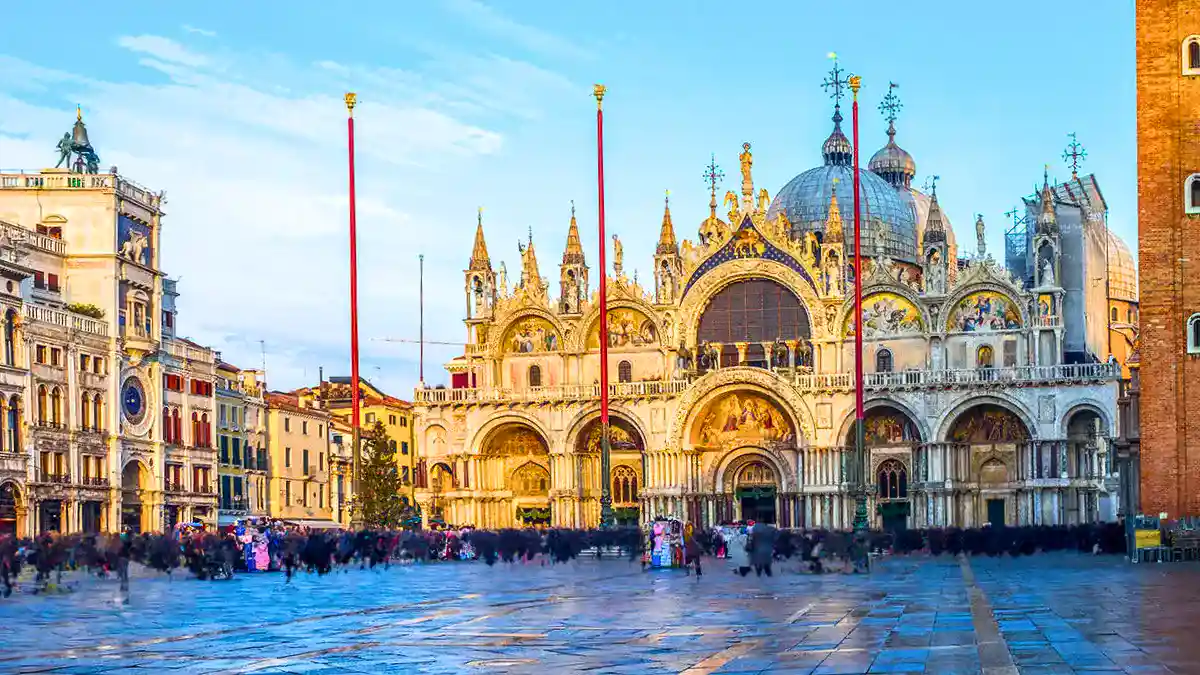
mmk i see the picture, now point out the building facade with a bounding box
[414,87,1128,531]
[264,392,334,526]
[0,111,219,536]
[1136,0,1200,518]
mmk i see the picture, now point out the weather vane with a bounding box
[879,82,902,126]
[822,53,849,111]
[1063,132,1087,178]
[702,154,724,199]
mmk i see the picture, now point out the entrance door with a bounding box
[81,501,102,534]
[121,504,142,533]
[38,500,62,533]
[986,498,1006,528]
[0,483,16,536]
[737,487,777,524]
[880,501,910,532]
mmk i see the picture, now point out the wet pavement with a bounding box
[1,553,1198,674]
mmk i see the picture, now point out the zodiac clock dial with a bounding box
[122,376,147,425]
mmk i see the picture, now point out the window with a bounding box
[389,415,396,425]
[1185,36,1200,74]
[1110,307,1118,323]
[528,364,542,388]
[400,417,408,427]
[284,417,290,432]
[318,424,323,438]
[285,481,291,505]
[976,344,995,369]
[365,412,375,424]
[318,452,324,471]
[618,360,632,383]
[318,486,323,509]
[1002,339,1018,368]
[219,436,229,463]
[401,466,410,484]
[1127,308,1134,324]
[219,404,227,427]
[50,387,62,425]
[161,406,169,442]
[201,413,210,446]
[81,394,91,429]
[8,395,20,452]
[163,311,174,330]
[35,345,46,364]
[4,310,15,366]
[50,348,61,367]
[303,449,309,475]
[164,374,182,391]
[1189,313,1200,354]
[302,420,308,435]
[389,440,397,453]
[877,459,908,499]
[1187,174,1200,214]
[47,274,59,292]
[232,438,241,465]
[80,354,90,371]
[875,348,893,373]
[93,396,102,431]
[172,408,181,441]
[93,357,104,374]
[612,465,638,504]
[285,447,292,468]
[36,385,47,423]
[402,441,409,455]
[33,271,44,290]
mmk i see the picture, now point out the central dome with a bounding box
[767,164,918,263]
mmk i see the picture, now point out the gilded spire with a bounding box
[825,179,844,243]
[519,230,542,291]
[468,207,491,270]
[562,200,585,265]
[1038,166,1058,232]
[925,188,946,244]
[657,189,678,254]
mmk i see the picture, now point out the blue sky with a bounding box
[0,1,1135,397]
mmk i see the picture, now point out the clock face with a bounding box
[122,377,146,425]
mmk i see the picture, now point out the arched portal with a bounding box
[722,453,781,524]
[121,460,150,533]
[696,279,812,370]
[478,422,550,528]
[0,481,21,536]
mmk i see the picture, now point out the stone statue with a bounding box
[120,230,149,265]
[926,251,945,295]
[1041,257,1055,287]
[975,214,987,258]
[472,277,484,315]
[84,151,100,175]
[873,220,889,257]
[739,143,753,192]
[657,271,671,303]
[757,188,769,212]
[675,341,691,373]
[612,234,623,277]
[497,262,509,296]
[563,276,579,313]
[55,133,72,169]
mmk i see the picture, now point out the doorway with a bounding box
[879,501,910,532]
[986,498,1006,528]
[737,487,777,524]
[38,500,62,533]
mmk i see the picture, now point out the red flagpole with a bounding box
[594,84,613,528]
[849,75,867,534]
[346,93,363,501]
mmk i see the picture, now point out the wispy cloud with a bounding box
[0,33,574,396]
[182,25,217,38]
[442,0,593,61]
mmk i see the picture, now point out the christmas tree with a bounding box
[354,421,407,528]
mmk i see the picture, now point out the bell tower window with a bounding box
[1187,174,1200,214]
[1188,314,1200,355]
[1186,37,1200,74]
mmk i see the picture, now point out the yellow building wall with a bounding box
[266,407,332,521]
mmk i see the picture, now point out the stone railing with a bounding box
[24,304,109,337]
[414,362,1119,405]
[0,172,113,190]
[0,221,66,255]
[164,338,215,364]
[1035,315,1062,328]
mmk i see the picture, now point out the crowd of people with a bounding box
[0,521,1127,597]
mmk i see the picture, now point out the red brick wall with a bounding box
[1136,0,1200,517]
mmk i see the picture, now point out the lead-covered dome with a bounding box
[1106,229,1138,302]
[767,116,919,263]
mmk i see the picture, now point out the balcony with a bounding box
[164,481,186,493]
[24,304,108,337]
[34,420,66,431]
[414,362,1121,406]
[35,470,70,484]
[0,221,66,255]
[164,339,215,365]
[81,477,110,488]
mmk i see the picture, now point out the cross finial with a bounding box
[664,189,670,208]
[922,175,940,195]
[1063,132,1087,178]
[570,199,575,218]
[1004,206,1021,227]
[477,206,483,226]
[702,153,724,199]
[527,225,533,246]
[822,53,849,116]
[880,82,901,139]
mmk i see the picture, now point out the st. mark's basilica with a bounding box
[412,74,1137,532]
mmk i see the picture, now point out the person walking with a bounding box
[748,521,777,577]
[726,526,751,577]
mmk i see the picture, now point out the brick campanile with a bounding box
[1136,0,1200,517]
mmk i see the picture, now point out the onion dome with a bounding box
[821,108,853,167]
[869,83,916,189]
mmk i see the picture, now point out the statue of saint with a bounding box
[612,234,623,277]
[975,214,987,258]
[739,143,753,192]
[497,262,509,296]
[1041,257,1055,287]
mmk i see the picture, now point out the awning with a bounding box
[291,519,343,530]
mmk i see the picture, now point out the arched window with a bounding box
[81,393,91,430]
[201,413,210,446]
[528,364,542,388]
[1189,314,1200,354]
[976,344,994,369]
[192,412,200,446]
[697,279,812,367]
[1110,307,1118,323]
[618,360,632,383]
[172,408,181,440]
[1188,37,1200,71]
[36,385,47,424]
[7,396,19,452]
[93,396,102,431]
[612,465,639,504]
[1188,174,1200,214]
[1127,308,1134,324]
[877,459,908,499]
[50,388,61,426]
[3,309,14,366]
[161,406,170,442]
[875,348,893,373]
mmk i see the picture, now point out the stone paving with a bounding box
[0,553,1197,674]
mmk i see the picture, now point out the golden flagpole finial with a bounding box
[345,92,358,117]
[76,104,82,121]
[593,84,606,109]
[848,75,861,100]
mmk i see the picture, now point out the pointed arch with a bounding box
[50,387,62,426]
[36,385,47,424]
[93,395,103,431]
[7,395,20,452]
[81,392,92,430]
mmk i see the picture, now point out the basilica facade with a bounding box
[413,93,1131,532]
